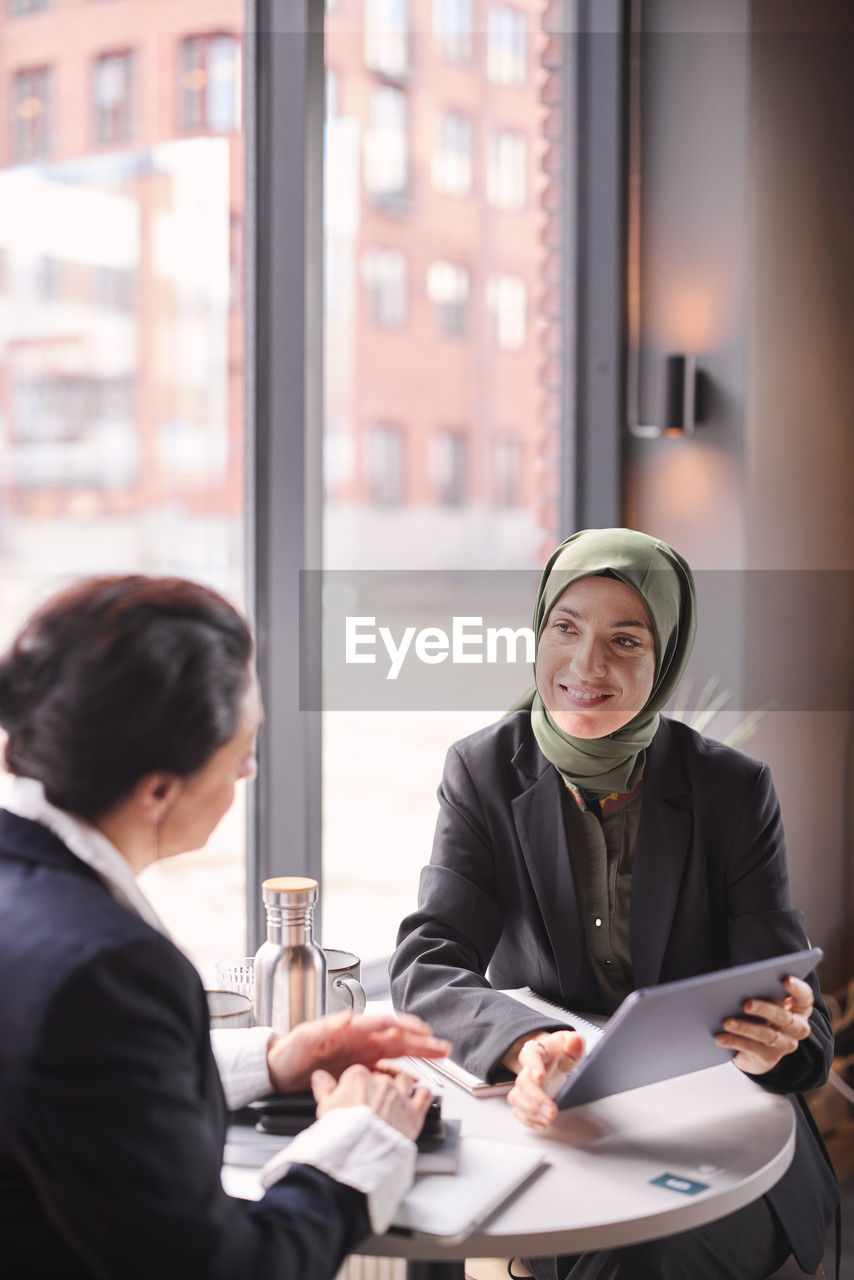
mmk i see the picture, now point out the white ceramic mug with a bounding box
[206,989,254,1029]
[324,948,367,1014]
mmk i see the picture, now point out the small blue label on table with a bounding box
[650,1173,709,1196]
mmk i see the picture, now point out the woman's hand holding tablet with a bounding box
[715,973,816,1076]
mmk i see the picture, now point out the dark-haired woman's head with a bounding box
[0,576,256,841]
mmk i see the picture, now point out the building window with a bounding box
[426,260,469,337]
[8,0,51,14]
[433,0,472,64]
[364,0,409,80]
[34,254,66,299]
[94,263,137,311]
[364,84,408,208]
[93,52,136,145]
[431,109,472,198]
[366,424,405,505]
[487,129,526,211]
[487,274,527,350]
[362,248,407,329]
[179,34,241,133]
[13,67,53,160]
[433,430,468,506]
[487,5,527,86]
[493,436,522,506]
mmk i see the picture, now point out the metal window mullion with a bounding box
[568,0,627,532]
[245,0,324,951]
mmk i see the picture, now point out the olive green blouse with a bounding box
[560,779,643,1014]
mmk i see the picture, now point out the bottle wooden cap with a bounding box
[262,876,318,894]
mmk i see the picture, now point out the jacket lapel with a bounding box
[510,736,599,1005]
[630,720,693,987]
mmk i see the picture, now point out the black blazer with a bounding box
[390,712,838,1272]
[0,810,369,1280]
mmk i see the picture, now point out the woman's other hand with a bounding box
[312,1063,433,1142]
[266,1009,451,1093]
[714,975,815,1075]
[504,1030,584,1130]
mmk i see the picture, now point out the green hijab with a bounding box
[522,528,697,796]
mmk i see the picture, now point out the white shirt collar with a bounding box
[3,776,166,934]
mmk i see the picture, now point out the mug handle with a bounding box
[333,975,366,1014]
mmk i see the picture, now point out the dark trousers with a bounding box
[527,1195,792,1280]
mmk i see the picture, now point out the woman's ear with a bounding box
[132,772,183,824]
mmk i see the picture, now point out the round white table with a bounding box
[224,1058,796,1279]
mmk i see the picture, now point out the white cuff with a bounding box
[259,1106,417,1234]
[210,1026,276,1110]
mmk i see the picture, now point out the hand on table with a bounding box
[266,1009,451,1094]
[504,1030,585,1131]
[312,1062,433,1142]
[714,975,815,1075]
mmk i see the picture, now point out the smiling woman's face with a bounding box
[535,575,656,739]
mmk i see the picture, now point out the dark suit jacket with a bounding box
[0,810,369,1280]
[390,712,838,1272]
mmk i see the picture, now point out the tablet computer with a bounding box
[555,946,823,1110]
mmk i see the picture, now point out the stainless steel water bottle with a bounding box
[253,877,327,1033]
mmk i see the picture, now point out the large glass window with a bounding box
[0,2,246,976]
[322,0,575,967]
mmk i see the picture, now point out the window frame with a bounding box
[12,65,53,160]
[432,106,473,198]
[92,49,137,147]
[179,31,242,135]
[8,0,52,16]
[245,0,626,954]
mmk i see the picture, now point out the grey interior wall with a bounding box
[622,0,854,983]
[745,1,854,981]
[623,0,750,571]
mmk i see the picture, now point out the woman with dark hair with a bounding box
[0,575,448,1280]
[391,528,838,1280]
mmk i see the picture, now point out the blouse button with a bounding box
[594,917,602,927]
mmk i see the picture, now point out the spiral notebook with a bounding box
[503,987,607,1047]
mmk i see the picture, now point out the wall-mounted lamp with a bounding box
[661,354,696,437]
[627,351,702,439]
[625,0,704,441]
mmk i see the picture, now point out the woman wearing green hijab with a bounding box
[391,528,837,1280]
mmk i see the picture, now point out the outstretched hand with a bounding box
[505,1029,585,1130]
[266,1009,451,1093]
[714,975,815,1076]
